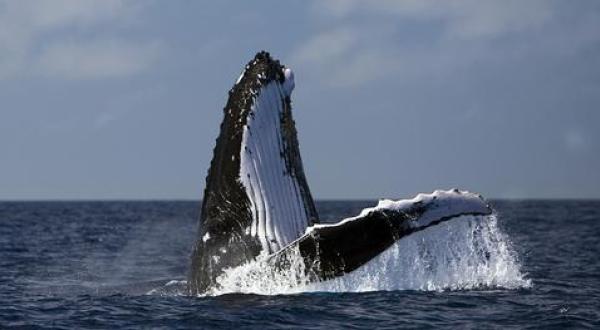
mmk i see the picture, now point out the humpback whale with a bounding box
[188,51,491,295]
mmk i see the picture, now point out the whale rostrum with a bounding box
[188,51,491,295]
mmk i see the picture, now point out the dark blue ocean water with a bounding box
[1,200,599,329]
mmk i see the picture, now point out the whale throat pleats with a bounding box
[189,52,318,294]
[189,52,493,296]
[239,80,317,253]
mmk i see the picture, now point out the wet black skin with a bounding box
[269,207,491,282]
[188,52,491,295]
[188,52,317,295]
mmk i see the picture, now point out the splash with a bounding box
[200,214,530,296]
[147,214,530,296]
[311,214,531,292]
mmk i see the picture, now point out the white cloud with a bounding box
[312,0,554,40]
[293,28,357,66]
[295,0,559,87]
[291,25,408,87]
[0,0,159,80]
[37,40,161,79]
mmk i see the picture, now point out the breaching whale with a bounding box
[188,51,491,295]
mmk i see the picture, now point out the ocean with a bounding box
[1,200,598,328]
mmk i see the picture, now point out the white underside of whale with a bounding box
[238,68,490,256]
[307,189,490,235]
[239,75,310,253]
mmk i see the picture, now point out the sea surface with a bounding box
[1,200,599,329]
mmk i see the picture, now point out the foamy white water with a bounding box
[205,214,530,296]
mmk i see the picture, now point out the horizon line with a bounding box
[1,197,599,203]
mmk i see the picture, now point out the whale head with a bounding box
[189,51,318,293]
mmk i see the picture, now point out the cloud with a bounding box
[312,0,554,40]
[0,0,159,80]
[294,0,560,88]
[37,40,161,79]
[291,25,407,87]
[293,28,357,66]
[291,27,391,87]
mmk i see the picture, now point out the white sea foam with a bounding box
[204,214,530,296]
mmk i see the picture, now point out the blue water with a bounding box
[1,200,599,328]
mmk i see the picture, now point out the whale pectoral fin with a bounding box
[270,189,492,281]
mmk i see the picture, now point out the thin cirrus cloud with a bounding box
[0,0,160,80]
[292,0,557,88]
[36,40,161,80]
[314,0,554,39]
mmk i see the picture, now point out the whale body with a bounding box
[188,52,491,295]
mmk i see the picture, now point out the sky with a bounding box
[1,0,599,200]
